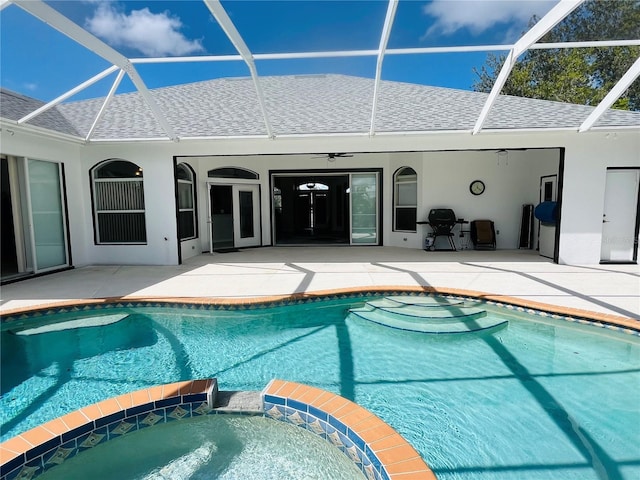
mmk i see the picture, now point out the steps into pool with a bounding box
[348,296,507,334]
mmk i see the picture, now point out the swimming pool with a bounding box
[2,293,639,479]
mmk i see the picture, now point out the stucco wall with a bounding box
[78,143,179,266]
[559,132,640,265]
[0,129,90,266]
[2,126,638,267]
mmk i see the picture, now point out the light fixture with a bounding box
[496,149,508,165]
[306,182,316,189]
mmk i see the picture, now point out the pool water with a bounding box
[36,414,365,480]
[2,296,639,480]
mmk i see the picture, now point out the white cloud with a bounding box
[422,0,557,38]
[85,2,204,56]
[23,82,38,91]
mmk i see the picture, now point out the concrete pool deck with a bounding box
[1,247,638,322]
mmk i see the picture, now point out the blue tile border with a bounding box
[2,290,636,336]
[263,388,388,480]
[0,380,219,480]
[2,378,434,480]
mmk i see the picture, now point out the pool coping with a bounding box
[1,286,638,333]
[0,379,435,480]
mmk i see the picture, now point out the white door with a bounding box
[208,183,261,251]
[600,169,639,262]
[233,184,261,248]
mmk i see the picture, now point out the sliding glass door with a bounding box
[27,159,68,270]
[1,156,69,281]
[271,171,379,246]
[350,173,378,244]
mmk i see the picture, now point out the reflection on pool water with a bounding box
[36,414,365,480]
[2,295,639,480]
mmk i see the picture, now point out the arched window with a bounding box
[176,163,197,240]
[296,182,329,191]
[91,159,146,244]
[207,167,259,180]
[393,167,417,232]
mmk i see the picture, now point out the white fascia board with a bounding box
[89,134,270,144]
[86,137,173,144]
[18,66,118,124]
[579,56,640,132]
[1,118,86,144]
[274,132,371,139]
[472,0,585,135]
[203,0,273,138]
[588,125,640,132]
[0,0,13,12]
[375,129,474,136]
[174,134,271,141]
[370,0,399,137]
[12,0,177,141]
[467,126,638,135]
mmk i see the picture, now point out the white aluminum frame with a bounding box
[11,0,177,141]
[3,0,638,142]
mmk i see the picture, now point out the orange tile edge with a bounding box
[0,379,214,463]
[263,380,435,479]
[2,288,637,329]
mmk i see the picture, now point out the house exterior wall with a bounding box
[81,143,179,266]
[0,129,90,267]
[559,132,640,265]
[2,127,638,268]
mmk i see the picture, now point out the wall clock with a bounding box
[469,180,485,196]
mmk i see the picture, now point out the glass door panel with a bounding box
[209,183,261,251]
[233,184,261,248]
[1,158,19,277]
[238,190,254,238]
[27,159,68,271]
[209,184,234,252]
[350,173,378,244]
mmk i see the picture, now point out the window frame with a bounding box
[176,162,197,241]
[393,166,417,233]
[90,159,147,245]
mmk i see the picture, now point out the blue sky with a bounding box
[0,0,558,102]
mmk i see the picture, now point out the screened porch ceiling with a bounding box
[1,0,639,143]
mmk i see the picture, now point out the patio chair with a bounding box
[470,220,496,250]
[427,208,458,251]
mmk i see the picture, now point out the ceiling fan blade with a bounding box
[311,153,355,160]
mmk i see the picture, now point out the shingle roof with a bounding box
[2,75,639,140]
[0,88,80,137]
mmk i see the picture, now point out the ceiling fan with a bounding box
[313,152,354,161]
